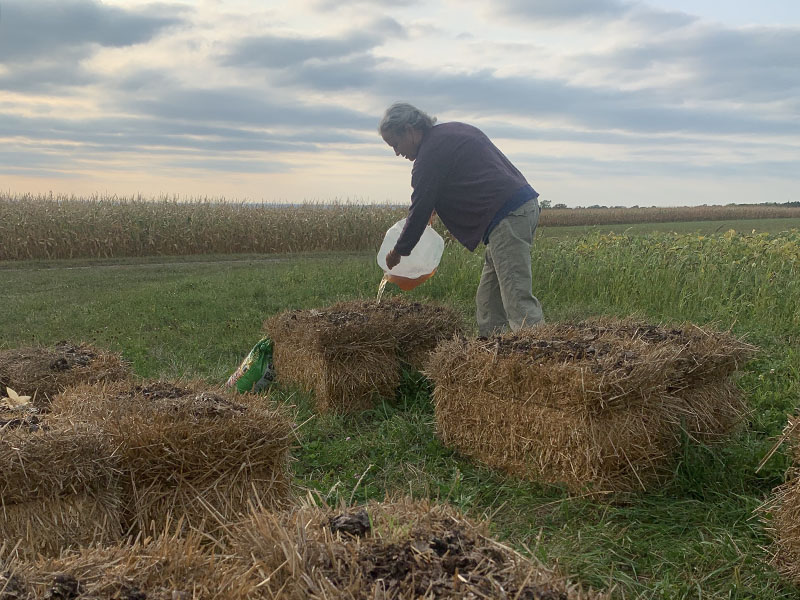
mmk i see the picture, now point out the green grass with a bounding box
[539,217,800,238]
[1,227,799,599]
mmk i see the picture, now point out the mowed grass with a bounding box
[2,227,799,598]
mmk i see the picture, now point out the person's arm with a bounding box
[392,163,441,257]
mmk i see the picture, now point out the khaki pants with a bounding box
[476,198,544,337]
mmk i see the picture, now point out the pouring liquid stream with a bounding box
[376,274,389,304]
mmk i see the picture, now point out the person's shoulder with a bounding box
[431,121,479,134]
[426,121,485,143]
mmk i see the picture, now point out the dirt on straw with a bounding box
[264,297,463,413]
[0,341,130,410]
[1,498,606,599]
[225,496,606,599]
[425,317,756,494]
[49,380,295,538]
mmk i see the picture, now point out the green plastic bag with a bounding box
[226,337,275,394]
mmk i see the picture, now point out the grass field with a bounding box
[2,224,799,598]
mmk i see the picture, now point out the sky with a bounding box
[0,0,798,207]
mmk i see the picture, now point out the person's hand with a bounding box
[385,248,401,269]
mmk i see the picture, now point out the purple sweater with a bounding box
[394,122,536,255]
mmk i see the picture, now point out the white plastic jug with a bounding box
[377,218,444,280]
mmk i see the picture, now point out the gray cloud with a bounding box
[495,0,630,22]
[273,57,799,138]
[312,0,420,10]
[1,1,796,190]
[223,32,380,69]
[595,26,800,103]
[222,18,403,69]
[0,61,97,92]
[513,152,799,180]
[122,87,375,132]
[0,0,185,63]
[0,110,373,157]
[491,0,696,33]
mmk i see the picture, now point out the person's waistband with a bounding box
[482,184,538,245]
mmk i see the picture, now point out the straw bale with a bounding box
[271,337,401,413]
[227,497,605,599]
[0,341,130,410]
[552,318,755,386]
[264,298,462,413]
[432,374,681,493]
[425,318,755,493]
[0,425,123,558]
[761,414,800,585]
[1,531,260,600]
[672,379,748,442]
[763,472,800,585]
[1,494,123,560]
[51,380,295,535]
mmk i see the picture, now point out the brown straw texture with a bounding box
[762,415,800,585]
[225,496,607,599]
[0,423,123,558]
[264,298,462,413]
[0,341,130,410]
[50,380,295,538]
[426,317,755,494]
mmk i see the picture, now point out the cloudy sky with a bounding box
[1,0,798,207]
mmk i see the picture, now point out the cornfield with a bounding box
[0,193,406,260]
[2,192,799,260]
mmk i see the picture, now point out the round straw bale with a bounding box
[226,497,605,599]
[51,380,295,535]
[0,341,130,410]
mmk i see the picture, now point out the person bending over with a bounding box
[379,102,544,336]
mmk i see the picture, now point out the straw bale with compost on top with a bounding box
[264,297,462,413]
[226,497,605,600]
[426,318,755,493]
[0,341,130,410]
[51,380,295,537]
[0,424,123,558]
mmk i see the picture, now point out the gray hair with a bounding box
[378,102,437,136]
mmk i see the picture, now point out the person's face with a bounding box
[381,125,422,161]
